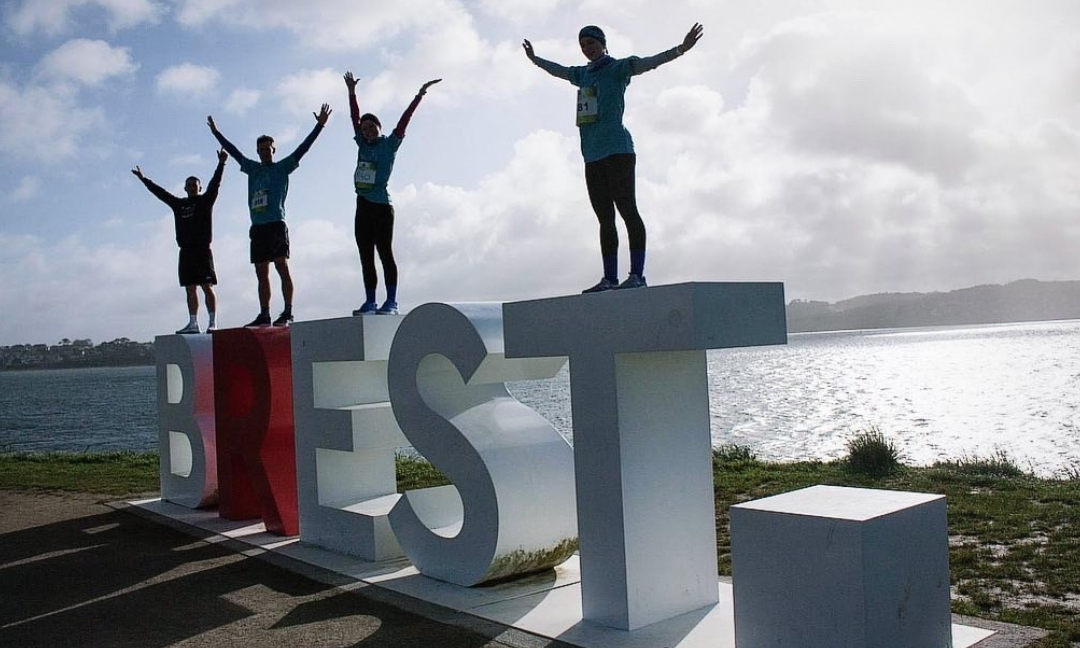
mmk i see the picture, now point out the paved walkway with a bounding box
[0,490,563,648]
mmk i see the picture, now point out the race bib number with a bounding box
[577,87,598,126]
[354,161,377,191]
[251,190,269,212]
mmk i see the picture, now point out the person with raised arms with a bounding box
[345,72,441,316]
[207,104,331,327]
[523,23,703,293]
[131,148,228,334]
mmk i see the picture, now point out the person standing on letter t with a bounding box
[207,104,331,327]
[345,71,440,316]
[131,148,228,334]
[523,23,703,293]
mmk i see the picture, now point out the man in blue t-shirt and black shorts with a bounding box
[208,104,331,327]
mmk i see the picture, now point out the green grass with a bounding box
[4,447,1078,645]
[0,451,159,495]
[711,445,1080,647]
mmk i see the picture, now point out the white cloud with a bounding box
[0,80,104,161]
[175,0,463,50]
[225,87,260,114]
[37,39,138,86]
[274,68,338,117]
[4,0,161,36]
[476,0,565,25]
[156,63,220,97]
[10,176,41,202]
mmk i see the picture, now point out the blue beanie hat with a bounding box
[578,25,606,46]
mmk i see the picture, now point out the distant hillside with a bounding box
[787,279,1080,333]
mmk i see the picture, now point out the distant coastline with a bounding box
[786,278,1080,333]
[0,338,154,371]
[5,279,1079,368]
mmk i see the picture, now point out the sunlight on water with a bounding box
[706,321,1080,476]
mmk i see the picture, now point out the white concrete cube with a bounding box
[731,485,953,648]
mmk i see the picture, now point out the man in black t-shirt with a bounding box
[132,149,227,334]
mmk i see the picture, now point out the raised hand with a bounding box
[344,71,358,90]
[419,78,442,95]
[314,103,332,126]
[522,39,536,61]
[206,115,218,132]
[681,23,704,53]
[131,165,144,180]
[217,148,228,164]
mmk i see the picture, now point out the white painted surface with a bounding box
[290,316,407,560]
[155,334,217,508]
[731,485,954,648]
[386,302,576,586]
[503,282,787,630]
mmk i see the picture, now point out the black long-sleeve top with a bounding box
[139,158,225,248]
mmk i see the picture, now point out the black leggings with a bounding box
[354,196,397,290]
[584,153,646,257]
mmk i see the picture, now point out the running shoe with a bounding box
[175,322,200,335]
[352,302,379,316]
[616,274,647,290]
[246,313,272,327]
[582,277,618,294]
[206,323,217,332]
[273,311,294,327]
[376,301,399,315]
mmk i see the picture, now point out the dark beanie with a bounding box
[578,25,606,46]
[360,112,381,128]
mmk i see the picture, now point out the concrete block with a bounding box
[731,485,953,648]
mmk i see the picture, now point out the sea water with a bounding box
[2,320,1078,476]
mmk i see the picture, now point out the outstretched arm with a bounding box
[630,23,703,75]
[131,165,180,207]
[344,71,361,135]
[204,149,228,199]
[207,115,247,165]
[289,103,332,162]
[523,39,571,80]
[394,79,440,138]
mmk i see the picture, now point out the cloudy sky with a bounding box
[1,0,1079,345]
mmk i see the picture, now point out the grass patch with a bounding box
[0,451,159,495]
[933,448,1027,479]
[395,453,450,491]
[843,426,902,476]
[711,458,1080,646]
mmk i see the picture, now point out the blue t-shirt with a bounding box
[567,57,637,163]
[353,133,403,205]
[534,49,680,164]
[239,156,300,225]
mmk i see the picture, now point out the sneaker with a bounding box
[175,322,200,335]
[246,313,272,327]
[273,311,294,327]
[352,302,378,316]
[206,323,217,332]
[616,274,647,290]
[376,301,399,315]
[582,277,618,294]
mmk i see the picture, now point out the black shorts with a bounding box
[250,221,290,264]
[178,247,217,287]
